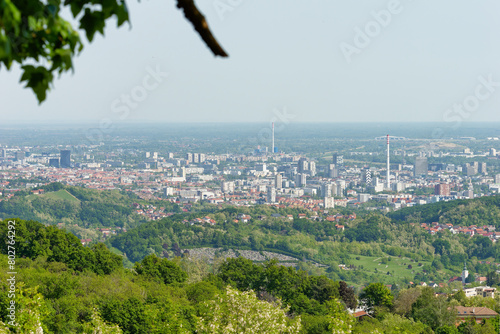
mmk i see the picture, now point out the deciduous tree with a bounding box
[0,0,227,102]
[196,286,301,334]
[134,254,188,285]
[326,298,355,334]
[411,287,456,330]
[394,287,422,316]
[359,283,394,315]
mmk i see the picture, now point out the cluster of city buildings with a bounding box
[0,141,499,215]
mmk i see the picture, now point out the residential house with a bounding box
[455,306,498,324]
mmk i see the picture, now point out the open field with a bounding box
[347,255,453,285]
[28,189,80,202]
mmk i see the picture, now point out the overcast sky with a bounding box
[1,0,500,124]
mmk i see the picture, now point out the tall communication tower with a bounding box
[386,135,390,190]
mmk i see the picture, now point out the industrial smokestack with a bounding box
[386,134,390,190]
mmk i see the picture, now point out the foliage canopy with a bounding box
[0,0,227,102]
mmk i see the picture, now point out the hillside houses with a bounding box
[463,286,496,298]
[421,222,498,241]
[80,238,92,246]
[133,203,176,220]
[326,213,356,223]
[237,214,252,223]
[187,216,217,226]
[99,228,117,237]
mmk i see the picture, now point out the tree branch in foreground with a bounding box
[176,0,229,57]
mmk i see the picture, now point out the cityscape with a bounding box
[2,0,500,332]
[1,126,499,215]
[0,123,499,249]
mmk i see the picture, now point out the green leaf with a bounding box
[2,0,21,34]
[52,48,73,73]
[20,65,54,103]
[66,0,86,18]
[0,32,11,59]
[79,8,106,42]
[116,2,129,27]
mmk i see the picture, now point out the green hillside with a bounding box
[347,255,454,285]
[0,185,153,230]
[27,189,80,202]
[3,183,500,288]
[388,195,500,226]
[108,204,496,288]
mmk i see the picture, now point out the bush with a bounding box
[134,254,188,285]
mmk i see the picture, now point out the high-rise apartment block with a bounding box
[49,158,60,168]
[414,157,428,176]
[309,161,316,176]
[435,183,451,196]
[321,183,333,197]
[163,187,174,197]
[479,162,487,174]
[334,180,346,197]
[267,187,276,203]
[362,169,372,184]
[221,181,235,193]
[60,150,71,168]
[275,173,283,189]
[464,163,477,176]
[298,158,309,173]
[324,197,335,208]
[328,164,338,178]
[15,151,24,162]
[333,153,343,165]
[295,173,307,187]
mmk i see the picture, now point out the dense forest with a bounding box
[2,218,500,334]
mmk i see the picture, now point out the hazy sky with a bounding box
[1,0,500,124]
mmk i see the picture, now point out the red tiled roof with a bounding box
[456,306,498,317]
[353,311,369,318]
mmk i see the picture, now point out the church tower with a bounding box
[461,262,469,285]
